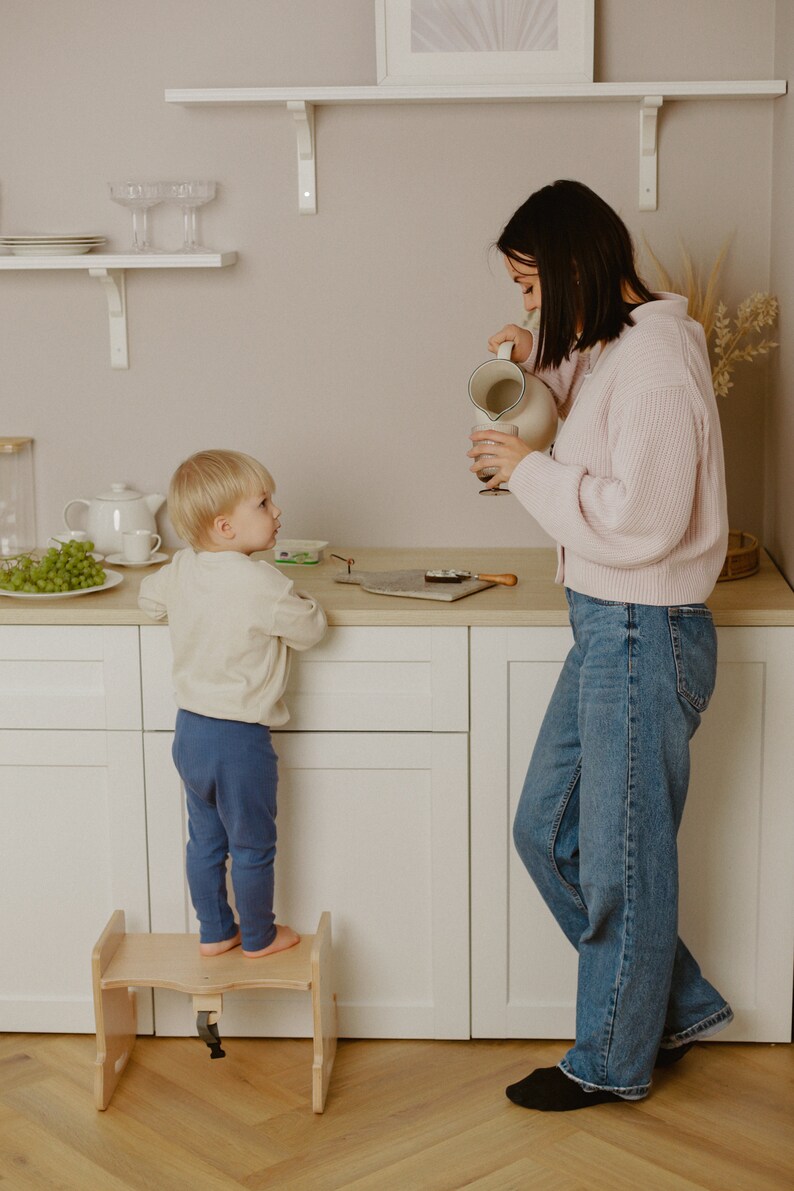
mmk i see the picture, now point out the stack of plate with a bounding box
[0,234,107,257]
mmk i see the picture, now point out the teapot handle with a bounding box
[63,499,89,530]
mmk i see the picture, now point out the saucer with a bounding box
[105,551,168,568]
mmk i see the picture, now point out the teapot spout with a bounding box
[145,493,166,516]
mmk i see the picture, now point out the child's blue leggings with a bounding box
[172,709,279,952]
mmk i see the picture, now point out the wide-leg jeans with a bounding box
[512,590,733,1099]
[172,710,279,953]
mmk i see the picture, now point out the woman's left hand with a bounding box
[467,430,532,489]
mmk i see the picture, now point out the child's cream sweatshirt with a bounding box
[138,549,326,726]
[509,293,729,605]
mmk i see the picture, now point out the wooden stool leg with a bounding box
[310,911,337,1113]
[92,910,137,1110]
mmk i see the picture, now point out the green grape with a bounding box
[0,541,106,595]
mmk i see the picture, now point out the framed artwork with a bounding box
[375,0,595,86]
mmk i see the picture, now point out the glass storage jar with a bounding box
[0,437,36,556]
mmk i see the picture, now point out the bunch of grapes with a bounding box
[0,540,106,594]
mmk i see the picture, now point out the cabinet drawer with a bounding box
[140,625,469,732]
[0,626,141,730]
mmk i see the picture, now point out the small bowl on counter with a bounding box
[274,539,329,565]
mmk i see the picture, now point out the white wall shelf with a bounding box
[165,80,787,214]
[0,252,237,369]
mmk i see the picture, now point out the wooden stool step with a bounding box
[92,910,337,1113]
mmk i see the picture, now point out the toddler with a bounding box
[139,449,327,957]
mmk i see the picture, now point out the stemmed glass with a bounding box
[161,181,217,253]
[471,421,518,495]
[108,182,163,253]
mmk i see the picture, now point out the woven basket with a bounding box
[718,530,760,582]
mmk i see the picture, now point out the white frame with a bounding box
[375,0,594,85]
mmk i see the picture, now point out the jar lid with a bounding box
[95,482,143,501]
[0,437,33,452]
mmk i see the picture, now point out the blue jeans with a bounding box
[172,710,279,953]
[512,591,733,1099]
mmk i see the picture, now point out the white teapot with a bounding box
[63,483,166,555]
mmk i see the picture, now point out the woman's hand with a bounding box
[468,429,533,489]
[487,323,533,362]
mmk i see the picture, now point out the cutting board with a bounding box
[334,569,494,601]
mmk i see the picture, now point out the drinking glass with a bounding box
[161,181,217,253]
[108,182,162,252]
[471,422,518,495]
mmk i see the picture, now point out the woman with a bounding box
[469,180,733,1112]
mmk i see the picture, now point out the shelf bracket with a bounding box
[287,100,317,215]
[639,95,663,211]
[89,267,129,369]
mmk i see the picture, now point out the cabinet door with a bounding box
[144,730,470,1039]
[0,730,151,1032]
[470,626,794,1042]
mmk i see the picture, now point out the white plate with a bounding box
[0,234,106,243]
[104,552,168,568]
[0,569,123,599]
[7,242,106,256]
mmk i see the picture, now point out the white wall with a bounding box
[0,1,781,551]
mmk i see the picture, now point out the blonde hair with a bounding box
[168,449,276,548]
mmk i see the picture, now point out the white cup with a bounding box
[121,529,162,563]
[53,530,89,544]
[471,421,519,479]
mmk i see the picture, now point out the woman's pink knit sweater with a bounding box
[508,293,729,605]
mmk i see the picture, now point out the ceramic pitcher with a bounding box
[469,340,558,451]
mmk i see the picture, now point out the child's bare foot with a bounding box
[199,930,241,957]
[243,924,300,958]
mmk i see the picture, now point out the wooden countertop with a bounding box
[0,547,792,627]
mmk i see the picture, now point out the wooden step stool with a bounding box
[92,910,337,1113]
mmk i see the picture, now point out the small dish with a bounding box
[104,551,168,568]
[274,540,329,565]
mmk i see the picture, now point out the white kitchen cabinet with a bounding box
[0,627,150,1032]
[140,624,469,732]
[3,563,792,1043]
[143,728,470,1039]
[0,625,141,729]
[141,624,471,1038]
[470,625,794,1042]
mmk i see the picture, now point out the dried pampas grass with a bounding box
[643,237,778,396]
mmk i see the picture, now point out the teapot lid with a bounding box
[95,482,144,502]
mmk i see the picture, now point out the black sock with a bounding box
[654,1040,694,1068]
[505,1065,624,1111]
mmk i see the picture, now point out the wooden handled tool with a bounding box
[425,569,518,586]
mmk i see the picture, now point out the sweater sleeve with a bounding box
[509,386,701,569]
[137,565,169,621]
[268,583,327,650]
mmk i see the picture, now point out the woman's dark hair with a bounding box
[496,179,655,370]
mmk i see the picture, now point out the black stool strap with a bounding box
[196,1011,226,1059]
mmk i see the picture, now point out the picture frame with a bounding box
[375,0,595,86]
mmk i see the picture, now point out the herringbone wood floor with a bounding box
[0,1033,792,1190]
